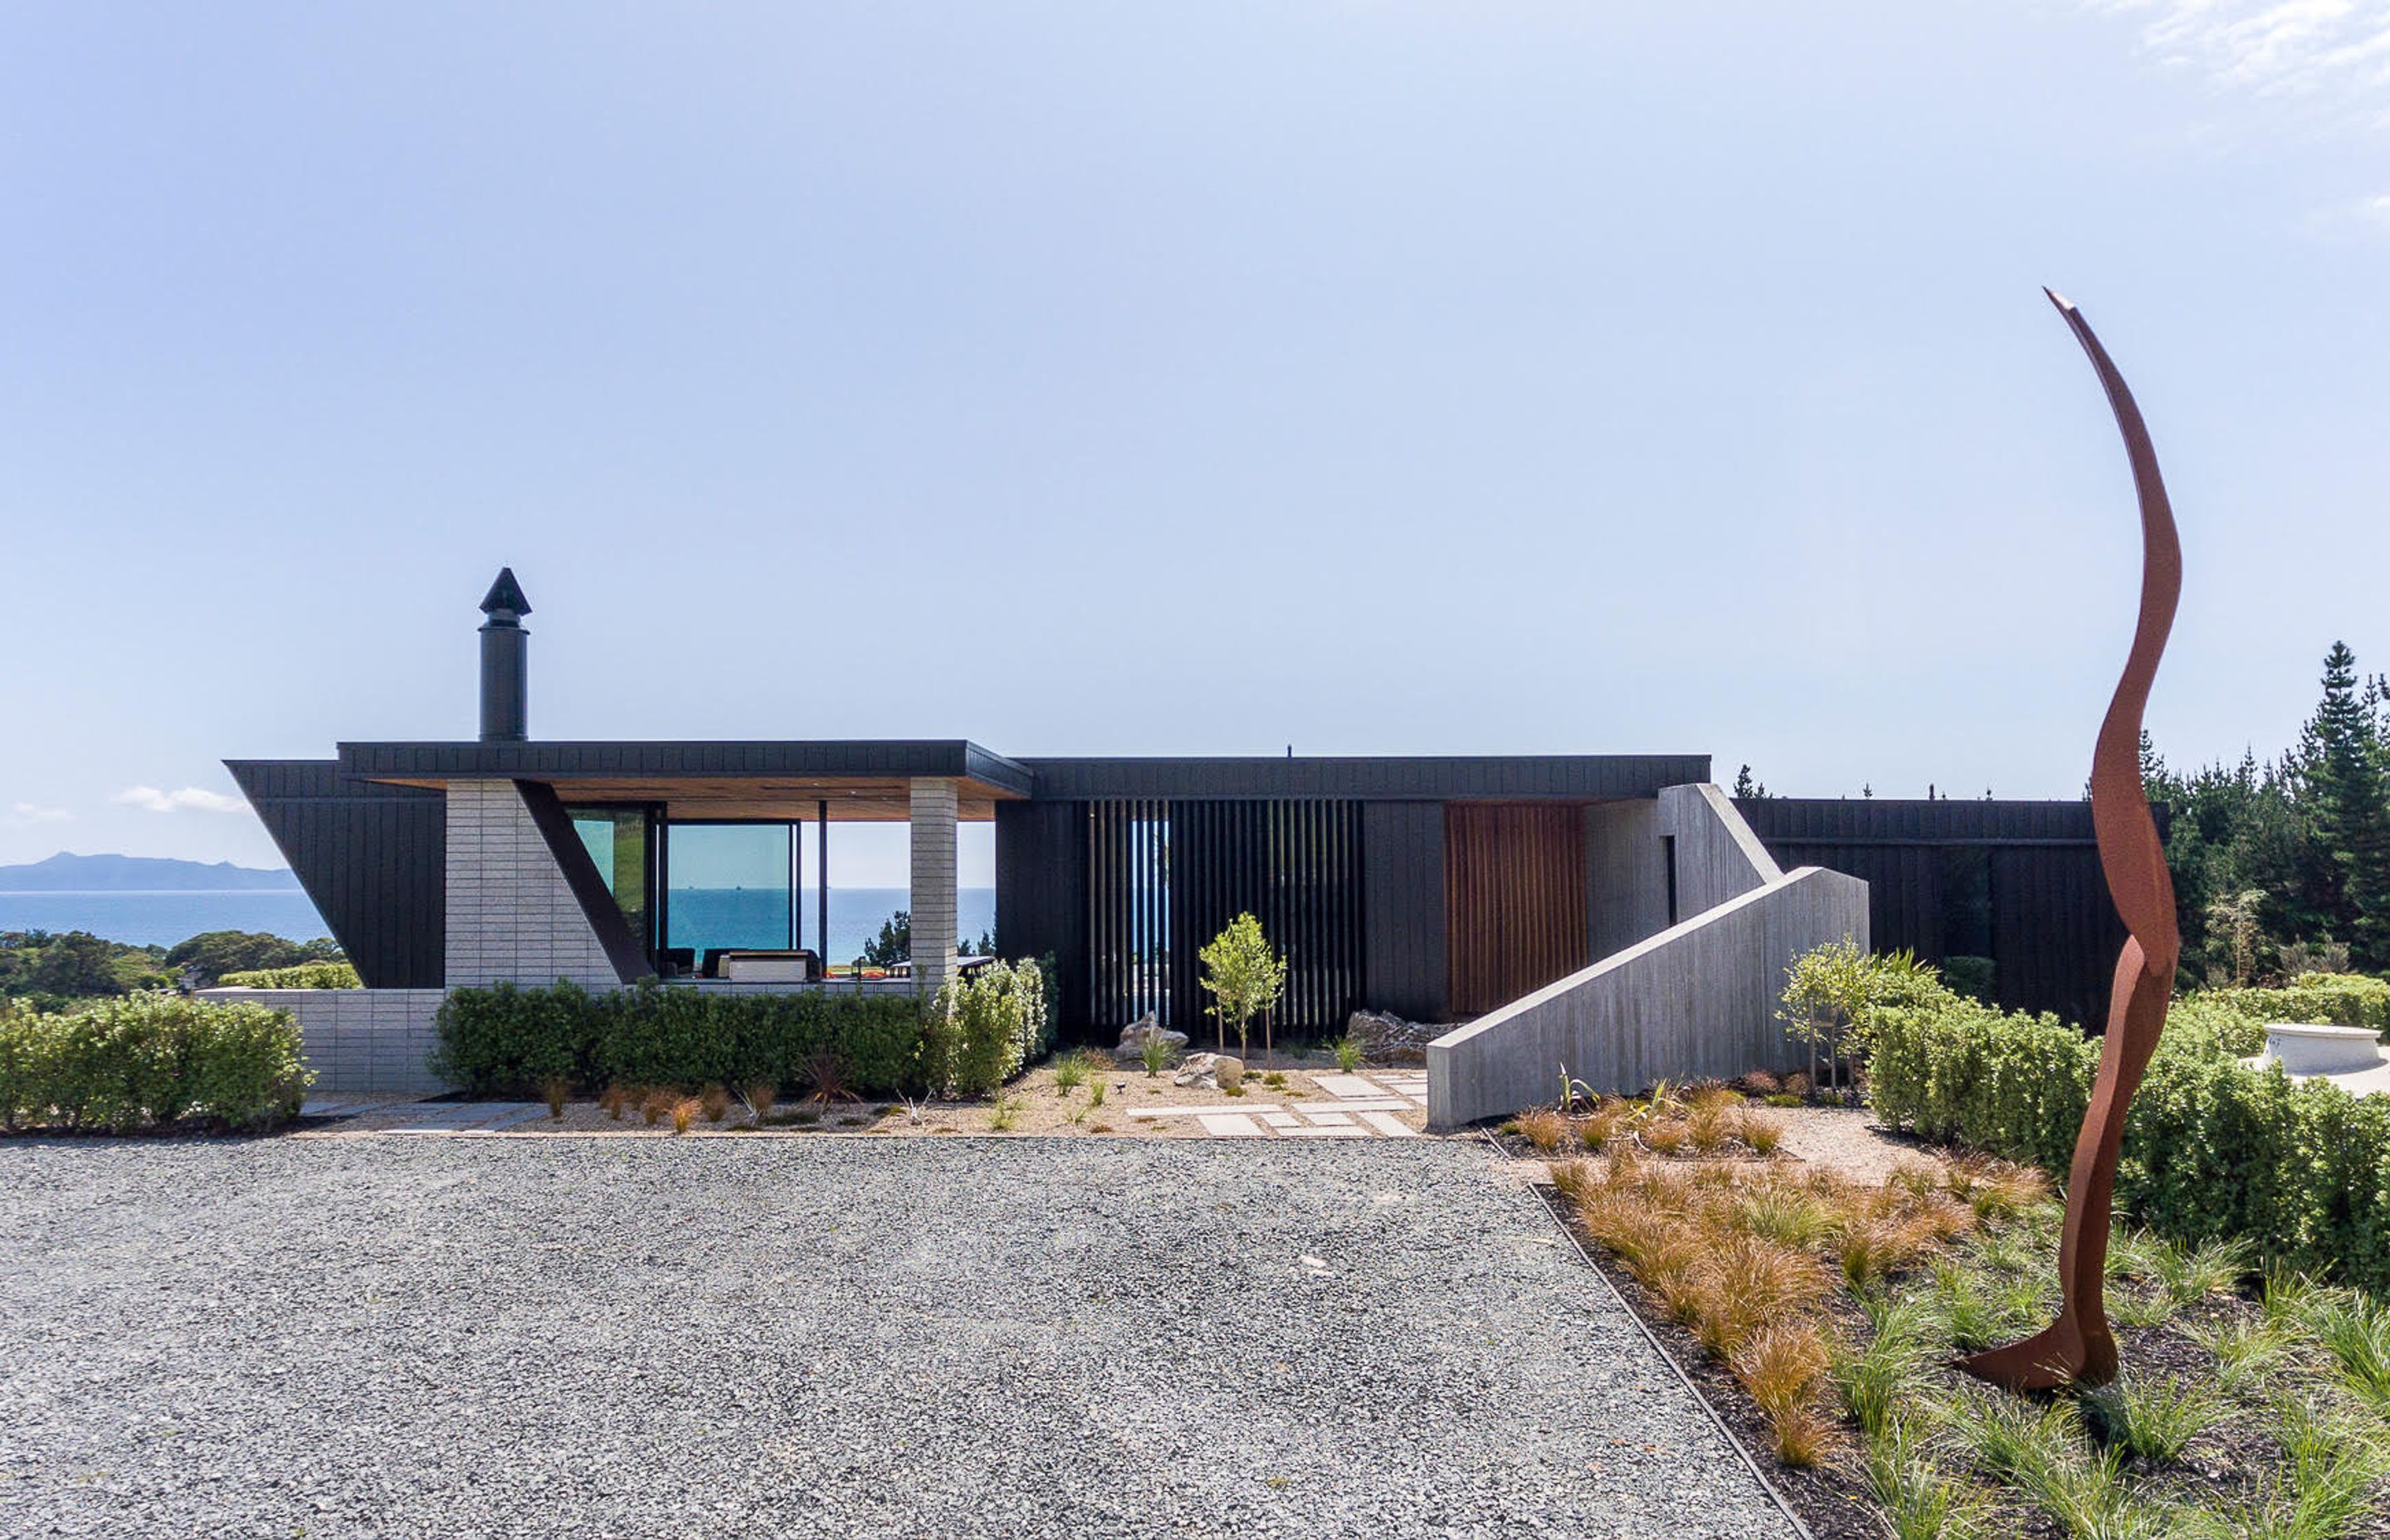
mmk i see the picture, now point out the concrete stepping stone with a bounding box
[1358,1111,1418,1138]
[1124,1103,1280,1118]
[1196,1113,1266,1138]
[1260,1112,1303,1130]
[1314,1074,1387,1100]
[1303,1109,1356,1127]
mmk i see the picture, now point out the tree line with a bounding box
[2145,641,2390,984]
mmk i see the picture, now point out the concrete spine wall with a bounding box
[1585,800,1670,960]
[442,780,619,989]
[1658,782,1782,915]
[1429,784,1868,1129]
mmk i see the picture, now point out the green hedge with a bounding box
[2206,972,2390,1032]
[0,994,311,1133]
[217,962,361,990]
[432,963,1053,1099]
[1866,988,2390,1293]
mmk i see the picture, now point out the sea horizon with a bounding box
[0,886,999,958]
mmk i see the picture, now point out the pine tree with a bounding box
[2298,642,2390,967]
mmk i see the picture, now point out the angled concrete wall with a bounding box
[1427,784,1867,1129]
[1427,865,1869,1128]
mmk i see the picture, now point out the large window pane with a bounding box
[569,807,654,948]
[666,823,794,962]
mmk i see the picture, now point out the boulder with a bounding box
[1344,1009,1446,1066]
[1174,1052,1246,1090]
[1114,1013,1191,1065]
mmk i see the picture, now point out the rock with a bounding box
[1113,1013,1191,1065]
[1173,1052,1244,1090]
[1344,1009,1446,1066]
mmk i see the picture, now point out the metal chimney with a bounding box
[478,568,531,743]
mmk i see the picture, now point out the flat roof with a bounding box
[331,741,1710,811]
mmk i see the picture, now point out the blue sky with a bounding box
[2,2,2386,889]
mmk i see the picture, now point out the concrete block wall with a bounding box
[201,987,450,1097]
[1586,799,1671,960]
[1427,865,1870,1128]
[443,779,619,989]
[910,777,958,999]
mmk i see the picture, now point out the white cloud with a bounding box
[111,786,247,815]
[2098,0,2390,112]
[7,802,72,825]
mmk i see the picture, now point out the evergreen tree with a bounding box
[2298,642,2390,967]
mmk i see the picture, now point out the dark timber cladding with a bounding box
[1735,798,2134,1029]
[1445,803,1589,1014]
[225,760,445,988]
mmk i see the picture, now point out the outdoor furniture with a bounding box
[719,949,821,984]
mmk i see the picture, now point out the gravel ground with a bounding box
[0,1137,1797,1539]
[1771,1104,1936,1183]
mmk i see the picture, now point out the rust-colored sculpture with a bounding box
[1956,290,2183,1392]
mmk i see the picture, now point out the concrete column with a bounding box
[910,777,959,999]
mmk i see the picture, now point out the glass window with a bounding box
[665,823,795,964]
[569,807,655,948]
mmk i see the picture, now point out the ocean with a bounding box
[0,891,332,948]
[0,886,998,962]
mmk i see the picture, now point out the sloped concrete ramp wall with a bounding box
[1426,865,1870,1130]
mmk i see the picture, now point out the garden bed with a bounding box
[1538,1146,2390,1539]
[352,1047,1432,1138]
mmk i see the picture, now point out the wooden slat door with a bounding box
[1445,803,1588,1014]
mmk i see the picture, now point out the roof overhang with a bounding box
[338,740,1032,822]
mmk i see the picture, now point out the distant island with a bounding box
[0,851,301,893]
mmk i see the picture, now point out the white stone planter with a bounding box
[2260,1022,2384,1077]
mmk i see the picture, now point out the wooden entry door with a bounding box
[1445,803,1589,1014]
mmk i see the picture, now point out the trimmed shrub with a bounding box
[924,959,1051,1098]
[1866,985,2390,1294]
[432,979,938,1099]
[0,993,310,1133]
[431,979,602,1096]
[217,961,362,990]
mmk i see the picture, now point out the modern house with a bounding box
[213,573,2128,1128]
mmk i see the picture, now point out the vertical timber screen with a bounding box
[1085,799,1363,1040]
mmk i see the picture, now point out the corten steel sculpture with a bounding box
[1956,290,2183,1392]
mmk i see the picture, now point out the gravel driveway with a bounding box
[0,1136,1797,1539]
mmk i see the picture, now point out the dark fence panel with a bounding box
[1737,798,2129,1030]
[1077,799,1365,1043]
[1361,802,1446,1021]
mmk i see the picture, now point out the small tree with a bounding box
[860,911,910,969]
[2206,889,2265,987]
[1779,937,1872,1098]
[1197,913,1285,1061]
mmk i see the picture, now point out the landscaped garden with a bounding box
[1519,945,2390,1538]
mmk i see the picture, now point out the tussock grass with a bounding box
[669,1096,700,1135]
[639,1088,674,1127]
[698,1084,729,1123]
[1512,1106,1575,1154]
[599,1083,628,1120]
[539,1075,570,1120]
[740,1079,776,1123]
[2079,1374,2224,1463]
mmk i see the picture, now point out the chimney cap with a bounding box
[479,568,532,618]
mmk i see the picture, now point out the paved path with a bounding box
[0,1138,1797,1539]
[1126,1069,1430,1138]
